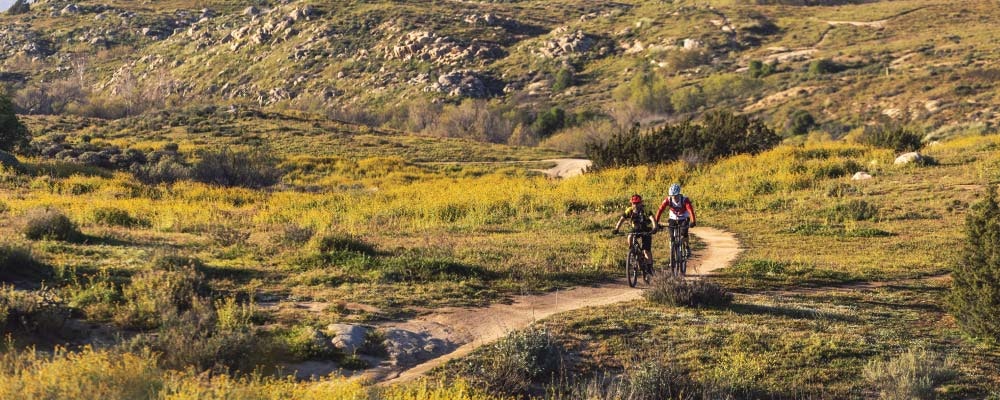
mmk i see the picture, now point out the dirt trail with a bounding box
[533,158,592,179]
[367,227,741,384]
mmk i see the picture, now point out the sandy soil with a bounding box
[366,226,742,384]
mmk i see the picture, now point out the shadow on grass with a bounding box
[727,303,860,323]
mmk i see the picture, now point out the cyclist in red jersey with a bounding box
[655,183,696,257]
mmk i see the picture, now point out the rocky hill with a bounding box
[1,0,997,147]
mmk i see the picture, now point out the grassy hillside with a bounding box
[2,0,998,148]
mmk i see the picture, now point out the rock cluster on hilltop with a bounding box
[381,30,504,65]
[222,5,316,51]
[429,70,504,98]
[536,27,596,58]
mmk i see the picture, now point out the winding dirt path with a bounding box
[366,227,741,384]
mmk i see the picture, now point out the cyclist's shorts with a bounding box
[629,232,652,251]
[667,219,689,238]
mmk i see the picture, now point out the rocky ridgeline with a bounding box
[0,25,52,59]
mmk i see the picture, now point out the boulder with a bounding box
[61,4,80,15]
[851,171,873,180]
[326,324,369,354]
[382,328,457,367]
[894,152,923,165]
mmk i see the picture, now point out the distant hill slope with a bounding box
[1,0,997,145]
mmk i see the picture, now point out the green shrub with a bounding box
[0,244,52,281]
[192,148,284,189]
[0,285,69,335]
[613,69,671,113]
[126,296,263,372]
[552,68,574,92]
[21,207,80,241]
[858,125,923,152]
[644,276,733,307]
[808,58,843,75]
[532,107,566,138]
[553,360,694,400]
[587,111,780,169]
[0,93,29,152]
[825,199,879,222]
[786,109,815,136]
[863,348,958,400]
[669,86,705,113]
[949,186,1000,342]
[748,60,776,78]
[115,262,206,330]
[131,158,191,185]
[92,207,150,228]
[314,234,377,257]
[277,325,338,361]
[0,150,20,171]
[457,328,564,396]
[6,0,30,15]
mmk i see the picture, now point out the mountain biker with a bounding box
[655,183,696,257]
[612,194,657,269]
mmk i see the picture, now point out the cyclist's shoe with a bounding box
[685,248,692,258]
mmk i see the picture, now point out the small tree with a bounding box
[6,0,30,15]
[0,93,30,152]
[786,109,816,136]
[949,186,1000,343]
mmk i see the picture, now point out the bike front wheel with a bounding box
[627,251,639,287]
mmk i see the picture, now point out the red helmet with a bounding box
[630,194,642,204]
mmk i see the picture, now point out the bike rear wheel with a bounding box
[627,251,639,287]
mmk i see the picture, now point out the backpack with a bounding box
[630,204,650,229]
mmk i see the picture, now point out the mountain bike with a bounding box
[623,231,655,287]
[667,220,690,276]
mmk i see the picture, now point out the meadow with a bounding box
[2,115,1000,398]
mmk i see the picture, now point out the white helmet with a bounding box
[668,183,681,196]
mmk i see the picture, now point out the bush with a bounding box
[1,285,68,335]
[21,207,80,241]
[669,86,705,113]
[644,276,733,307]
[0,150,20,171]
[457,328,564,396]
[131,157,190,185]
[586,111,780,169]
[554,360,694,400]
[127,296,263,372]
[808,58,843,75]
[0,244,52,281]
[92,207,150,228]
[191,148,284,189]
[786,109,816,136]
[748,60,776,78]
[858,124,923,153]
[531,107,566,138]
[552,68,574,92]
[614,69,671,114]
[863,348,957,400]
[115,261,206,330]
[0,94,29,153]
[825,199,879,222]
[6,0,30,15]
[949,186,1000,342]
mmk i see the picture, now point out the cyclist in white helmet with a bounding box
[655,183,697,257]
